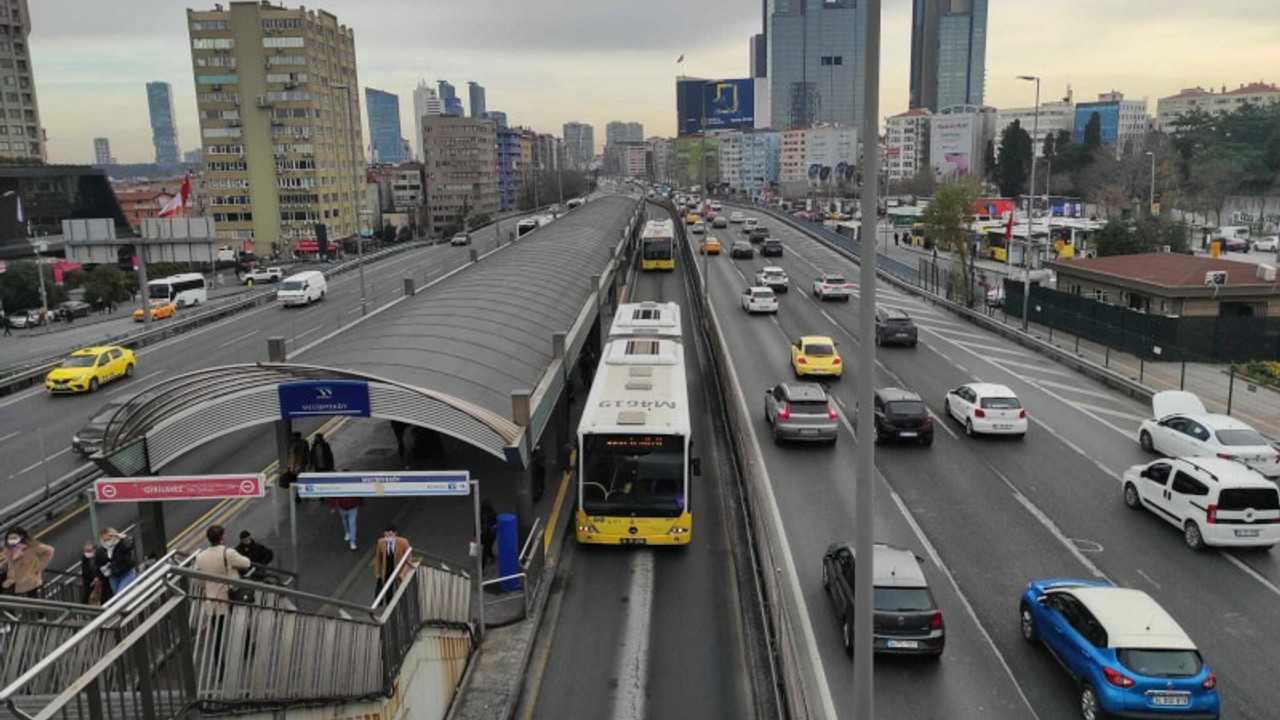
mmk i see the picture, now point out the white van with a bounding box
[1121,456,1280,550]
[277,270,327,307]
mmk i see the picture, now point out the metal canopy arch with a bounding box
[97,363,521,474]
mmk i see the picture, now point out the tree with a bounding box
[1095,218,1190,256]
[995,119,1033,198]
[921,177,982,307]
[467,212,491,228]
[1083,112,1103,151]
[982,139,998,185]
[1042,132,1057,160]
[81,265,132,306]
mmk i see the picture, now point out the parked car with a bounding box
[55,301,93,321]
[1020,579,1220,720]
[791,335,842,379]
[875,307,918,347]
[761,238,784,257]
[72,399,128,455]
[6,311,31,329]
[943,383,1026,438]
[1121,456,1280,550]
[450,232,472,246]
[813,272,854,301]
[45,345,136,394]
[1221,236,1250,252]
[823,542,944,656]
[764,382,839,444]
[1251,236,1278,252]
[132,301,177,322]
[1138,391,1280,478]
[730,240,755,259]
[871,387,933,446]
[754,266,789,293]
[741,286,779,314]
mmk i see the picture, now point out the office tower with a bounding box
[412,81,443,160]
[365,87,408,163]
[750,34,767,79]
[0,0,45,161]
[421,115,498,233]
[468,81,486,118]
[910,0,988,111]
[1072,91,1150,155]
[147,81,181,167]
[625,122,644,142]
[605,121,628,148]
[438,80,463,117]
[187,2,364,253]
[767,0,868,130]
[481,110,507,129]
[93,137,113,165]
[563,121,595,170]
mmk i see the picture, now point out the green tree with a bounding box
[1042,132,1056,160]
[1095,218,1190,256]
[82,265,132,306]
[995,119,1033,198]
[921,177,982,307]
[467,212,491,228]
[982,139,997,185]
[1083,112,1103,151]
[0,261,66,312]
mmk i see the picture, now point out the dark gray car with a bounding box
[764,382,839,444]
[875,307,918,347]
[72,399,127,455]
[823,542,945,657]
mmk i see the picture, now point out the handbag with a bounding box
[88,578,104,606]
[223,549,255,604]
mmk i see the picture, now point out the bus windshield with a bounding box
[148,283,173,301]
[581,433,686,518]
[643,238,672,260]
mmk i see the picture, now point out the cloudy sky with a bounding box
[30,0,1280,164]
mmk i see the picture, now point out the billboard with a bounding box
[930,115,977,180]
[677,78,755,137]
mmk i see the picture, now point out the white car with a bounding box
[812,272,854,301]
[1138,391,1280,478]
[741,286,779,314]
[710,201,723,212]
[743,217,760,233]
[691,221,706,235]
[943,383,1027,438]
[755,266,790,293]
[450,232,471,246]
[729,211,745,224]
[1251,236,1278,252]
[1121,457,1280,550]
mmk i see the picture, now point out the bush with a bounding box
[1233,361,1280,388]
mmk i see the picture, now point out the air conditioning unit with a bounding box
[228,119,241,127]
[1161,245,1171,253]
[1258,264,1277,282]
[1204,270,1228,286]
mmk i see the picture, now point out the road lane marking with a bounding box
[0,431,18,444]
[987,462,1109,580]
[1220,552,1280,601]
[1136,569,1162,590]
[103,372,164,396]
[610,551,655,720]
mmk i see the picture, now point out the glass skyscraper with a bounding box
[910,0,987,111]
[766,0,868,130]
[146,81,180,167]
[365,87,408,164]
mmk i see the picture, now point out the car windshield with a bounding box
[279,281,303,291]
[805,343,834,356]
[61,355,98,368]
[1116,649,1203,678]
[980,397,1021,410]
[886,400,926,418]
[1218,487,1280,511]
[1216,428,1269,446]
[873,587,933,612]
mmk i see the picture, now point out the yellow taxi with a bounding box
[700,236,722,255]
[45,345,136,394]
[133,300,177,323]
[791,335,843,378]
[685,213,700,225]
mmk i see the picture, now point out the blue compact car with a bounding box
[1019,579,1219,720]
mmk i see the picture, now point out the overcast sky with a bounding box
[31,0,1280,164]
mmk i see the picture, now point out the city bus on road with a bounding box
[640,219,676,271]
[608,301,682,343]
[575,335,698,546]
[148,273,208,308]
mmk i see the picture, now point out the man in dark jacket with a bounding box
[310,433,335,473]
[237,531,274,578]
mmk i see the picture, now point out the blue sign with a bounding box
[278,380,371,420]
[677,78,756,137]
[295,471,471,498]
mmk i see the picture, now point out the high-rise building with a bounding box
[626,122,644,143]
[412,81,443,160]
[750,34,767,79]
[365,87,408,163]
[146,82,181,168]
[468,81,486,118]
[1072,92,1150,155]
[563,121,595,170]
[767,0,868,130]
[1155,82,1280,132]
[1,0,45,161]
[481,110,507,129]
[605,121,628,148]
[496,127,523,211]
[187,2,364,252]
[93,137,113,165]
[421,115,498,233]
[438,80,463,117]
[885,108,931,180]
[646,136,674,185]
[910,0,988,111]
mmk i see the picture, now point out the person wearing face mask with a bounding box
[80,541,106,605]
[0,527,54,598]
[96,528,138,597]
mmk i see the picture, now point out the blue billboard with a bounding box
[278,380,371,419]
[677,78,755,137]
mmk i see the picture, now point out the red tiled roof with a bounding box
[1048,253,1278,291]
[890,108,930,118]
[1224,82,1280,96]
[115,190,172,203]
[1161,87,1213,101]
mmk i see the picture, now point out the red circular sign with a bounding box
[240,479,257,495]
[100,483,117,500]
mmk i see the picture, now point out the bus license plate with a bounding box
[1235,529,1261,537]
[620,538,647,545]
[884,639,918,649]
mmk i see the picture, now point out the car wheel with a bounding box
[1139,430,1155,453]
[1184,521,1207,552]
[124,363,135,378]
[1123,483,1142,510]
[965,419,975,437]
[773,426,783,445]
[842,616,853,657]
[89,378,99,393]
[1080,683,1107,720]
[1019,603,1037,642]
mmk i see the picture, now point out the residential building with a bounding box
[468,81,486,118]
[389,162,424,213]
[186,2,364,253]
[996,95,1074,156]
[1047,254,1280,318]
[1155,82,1280,132]
[563,121,595,170]
[481,110,507,129]
[421,115,497,233]
[0,0,44,162]
[740,132,780,196]
[146,82,181,167]
[438,80,463,117]
[718,133,743,189]
[778,129,808,184]
[909,0,988,111]
[412,81,443,159]
[930,104,996,180]
[496,127,523,211]
[885,108,931,180]
[531,133,563,173]
[623,144,647,178]
[767,0,868,130]
[673,136,720,188]
[646,136,674,185]
[365,87,408,164]
[93,137,113,165]
[1072,91,1150,154]
[114,188,176,232]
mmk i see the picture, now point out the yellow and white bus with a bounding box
[608,301,682,343]
[575,335,697,545]
[640,219,676,271]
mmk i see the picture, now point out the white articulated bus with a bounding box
[148,273,208,308]
[575,335,698,546]
[608,301,683,343]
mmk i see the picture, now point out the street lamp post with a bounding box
[1145,151,1156,217]
[330,81,367,316]
[1017,74,1040,332]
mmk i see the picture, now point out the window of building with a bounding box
[262,18,303,30]
[191,19,232,31]
[263,36,305,48]
[196,74,238,86]
[192,38,234,50]
[266,55,306,66]
[196,55,237,68]
[202,127,243,138]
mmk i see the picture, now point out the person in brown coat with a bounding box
[371,524,411,606]
[192,524,251,672]
[1,527,54,598]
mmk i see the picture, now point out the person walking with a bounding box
[95,528,137,597]
[1,314,10,337]
[310,433,335,473]
[1,527,54,599]
[372,524,411,606]
[192,525,250,672]
[80,541,105,605]
[236,531,275,579]
[479,500,498,569]
[328,495,361,551]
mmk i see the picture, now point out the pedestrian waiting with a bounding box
[236,530,275,578]
[1,527,54,599]
[310,432,335,473]
[96,527,137,597]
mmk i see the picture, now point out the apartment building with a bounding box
[421,115,498,233]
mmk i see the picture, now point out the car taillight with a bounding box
[827,404,838,420]
[929,611,943,629]
[844,284,853,290]
[778,402,791,420]
[1206,504,1218,524]
[923,414,933,426]
[1018,410,1026,419]
[822,284,830,291]
[974,408,986,418]
[1103,666,1135,689]
[1202,673,1217,690]
[797,357,807,364]
[832,357,841,365]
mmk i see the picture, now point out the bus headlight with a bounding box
[578,523,600,535]
[667,527,689,535]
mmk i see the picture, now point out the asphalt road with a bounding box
[527,208,756,720]
[713,203,1279,720]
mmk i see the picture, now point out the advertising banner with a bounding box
[678,78,755,136]
[931,116,976,179]
[278,379,371,419]
[295,471,470,498]
[94,474,265,503]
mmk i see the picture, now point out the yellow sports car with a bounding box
[45,345,136,394]
[700,236,722,255]
[791,335,843,378]
[133,300,177,322]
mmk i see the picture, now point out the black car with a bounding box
[730,240,755,259]
[72,399,127,455]
[55,301,93,321]
[761,238,784,257]
[872,387,933,445]
[747,227,770,243]
[823,542,944,657]
[874,306,918,347]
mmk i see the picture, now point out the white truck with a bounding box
[242,266,284,285]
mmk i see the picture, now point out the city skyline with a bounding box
[30,0,1280,164]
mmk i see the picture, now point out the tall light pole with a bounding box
[330,81,367,316]
[1016,74,1040,332]
[1145,150,1156,217]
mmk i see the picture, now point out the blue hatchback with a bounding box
[1020,579,1219,720]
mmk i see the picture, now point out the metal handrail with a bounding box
[171,564,380,619]
[369,543,417,611]
[518,517,543,564]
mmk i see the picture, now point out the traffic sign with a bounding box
[94,474,266,503]
[295,471,471,499]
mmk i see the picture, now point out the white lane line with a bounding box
[295,326,320,339]
[986,357,1078,378]
[1220,552,1280,601]
[103,372,164,396]
[15,446,70,476]
[610,551,655,720]
[1032,379,1141,403]
[988,462,1110,580]
[1058,401,1146,424]
[930,410,959,440]
[0,387,44,409]
[224,329,259,346]
[1032,418,1122,477]
[1136,569,1162,590]
[0,431,19,444]
[947,341,1032,358]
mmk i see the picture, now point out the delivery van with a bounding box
[277,270,327,307]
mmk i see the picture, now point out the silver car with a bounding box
[764,382,839,445]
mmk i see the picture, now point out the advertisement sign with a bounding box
[931,116,977,179]
[295,471,470,499]
[677,78,755,136]
[975,198,1015,218]
[94,474,265,503]
[278,380,371,419]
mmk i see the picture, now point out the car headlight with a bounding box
[72,435,81,444]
